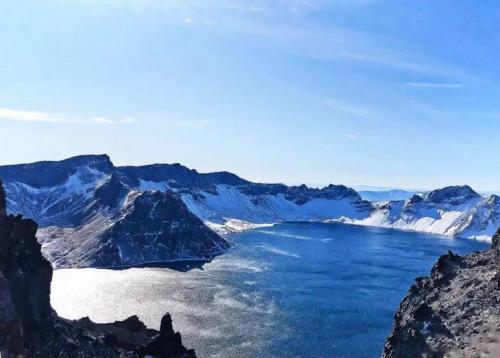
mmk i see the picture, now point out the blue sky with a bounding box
[1,0,499,190]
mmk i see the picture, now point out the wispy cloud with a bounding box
[402,82,464,89]
[78,0,473,81]
[89,116,117,124]
[0,107,134,125]
[324,99,375,119]
[345,133,359,140]
[80,0,335,14]
[0,108,71,123]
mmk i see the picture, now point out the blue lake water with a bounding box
[52,223,489,357]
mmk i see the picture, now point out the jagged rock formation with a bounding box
[352,185,500,240]
[0,180,196,358]
[382,229,500,358]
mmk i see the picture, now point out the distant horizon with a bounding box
[1,152,498,194]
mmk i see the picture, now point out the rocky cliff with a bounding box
[382,229,500,358]
[0,180,196,358]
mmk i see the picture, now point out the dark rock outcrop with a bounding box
[0,182,5,216]
[0,180,196,358]
[137,314,195,358]
[382,229,500,358]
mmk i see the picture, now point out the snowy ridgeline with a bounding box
[182,185,498,240]
[0,154,499,266]
[345,186,500,241]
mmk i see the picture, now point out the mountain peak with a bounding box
[61,154,113,166]
[424,185,480,204]
[0,154,114,188]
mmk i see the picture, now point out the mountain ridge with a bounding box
[1,155,499,268]
[349,185,500,240]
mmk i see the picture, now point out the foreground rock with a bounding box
[0,180,196,358]
[382,229,500,358]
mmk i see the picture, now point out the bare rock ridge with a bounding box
[382,228,500,357]
[0,180,196,358]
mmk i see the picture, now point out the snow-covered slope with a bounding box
[181,184,373,227]
[350,186,500,240]
[0,155,229,268]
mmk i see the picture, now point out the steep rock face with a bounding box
[0,269,24,355]
[0,216,53,328]
[0,180,196,357]
[382,229,500,358]
[41,190,229,268]
[353,186,500,240]
[0,181,5,216]
[100,191,228,266]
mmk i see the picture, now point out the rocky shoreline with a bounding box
[0,180,196,358]
[382,229,500,357]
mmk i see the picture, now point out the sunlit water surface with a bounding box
[51,223,488,357]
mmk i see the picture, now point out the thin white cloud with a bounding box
[325,99,375,119]
[76,0,472,81]
[0,107,132,125]
[90,116,117,124]
[345,133,359,140]
[0,108,70,123]
[402,82,464,89]
[79,0,334,14]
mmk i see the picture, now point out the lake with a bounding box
[51,223,489,357]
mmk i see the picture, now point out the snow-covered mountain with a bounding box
[0,155,372,267]
[0,155,229,268]
[1,155,498,269]
[350,185,500,240]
